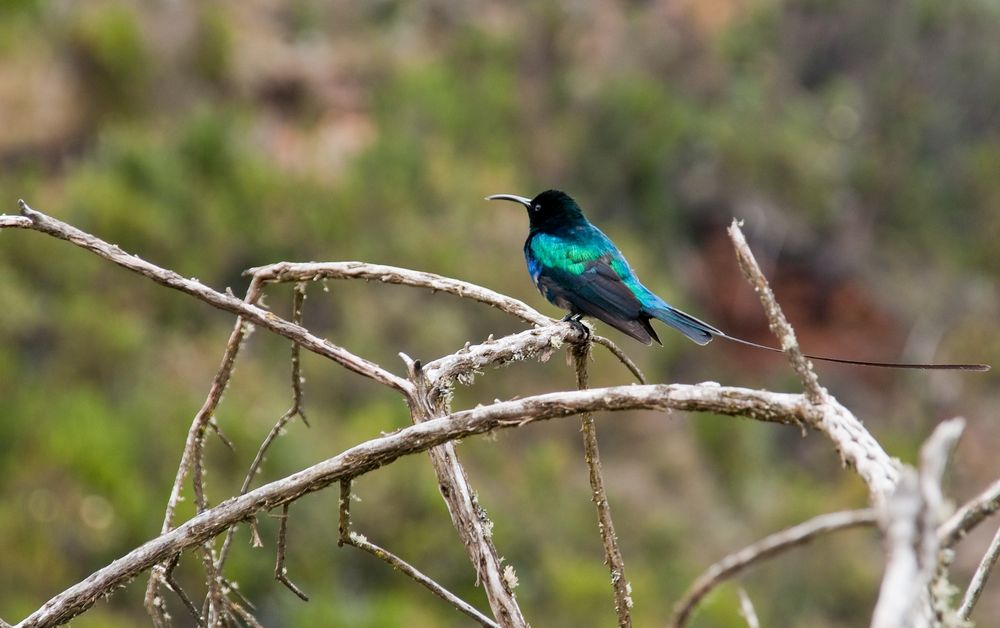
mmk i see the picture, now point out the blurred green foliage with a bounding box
[1,1,998,626]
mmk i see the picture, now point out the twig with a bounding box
[162,553,203,626]
[225,597,263,628]
[193,431,226,624]
[0,214,32,229]
[405,355,529,627]
[18,381,823,626]
[939,477,1000,548]
[337,479,497,627]
[198,541,225,627]
[217,283,310,571]
[670,509,877,627]
[345,533,499,628]
[737,588,761,628]
[338,479,351,547]
[591,335,646,383]
[247,260,638,384]
[728,220,899,505]
[871,418,965,628]
[13,201,412,396]
[423,323,587,399]
[274,503,309,601]
[144,277,263,625]
[572,343,632,626]
[727,219,824,404]
[248,261,549,326]
[957,522,1000,619]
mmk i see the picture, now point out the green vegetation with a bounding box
[1,2,997,626]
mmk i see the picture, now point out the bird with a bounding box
[487,189,989,371]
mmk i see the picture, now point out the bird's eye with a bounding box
[533,204,541,212]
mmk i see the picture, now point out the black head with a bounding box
[486,189,587,232]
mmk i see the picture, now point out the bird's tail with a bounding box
[646,301,989,371]
[714,332,990,371]
[647,305,721,346]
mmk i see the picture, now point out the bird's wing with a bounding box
[531,234,658,344]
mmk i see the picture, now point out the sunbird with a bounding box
[487,189,989,371]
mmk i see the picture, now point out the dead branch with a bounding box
[670,509,877,627]
[404,356,529,627]
[12,201,413,396]
[217,283,311,572]
[727,220,899,505]
[6,204,993,628]
[144,276,264,626]
[572,343,632,626]
[16,382,819,626]
[957,522,1000,620]
[337,479,498,627]
[870,418,965,628]
[939,477,1000,548]
[727,220,824,404]
[274,503,309,601]
[737,588,760,628]
[247,260,643,383]
[423,324,585,397]
[247,261,548,326]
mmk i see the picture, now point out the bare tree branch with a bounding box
[274,503,309,602]
[423,324,585,397]
[727,219,824,404]
[246,260,642,383]
[217,283,311,572]
[247,261,548,326]
[404,355,529,627]
[737,588,761,628]
[871,418,965,628]
[8,204,993,628]
[670,509,877,628]
[16,382,817,627]
[940,477,1000,548]
[337,479,498,627]
[12,201,413,396]
[958,522,1000,620]
[144,276,264,626]
[0,214,32,229]
[572,343,632,626]
[727,221,899,504]
[162,554,202,626]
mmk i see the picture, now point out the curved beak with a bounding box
[486,193,532,209]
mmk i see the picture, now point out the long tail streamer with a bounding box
[716,332,990,371]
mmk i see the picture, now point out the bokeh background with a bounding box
[1,1,999,626]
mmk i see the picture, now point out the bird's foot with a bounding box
[562,314,591,342]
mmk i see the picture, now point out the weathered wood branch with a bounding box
[670,509,877,628]
[246,260,645,383]
[726,220,899,505]
[404,355,529,627]
[727,220,825,404]
[10,202,413,396]
[572,343,632,627]
[6,203,995,628]
[337,480,499,627]
[16,382,814,627]
[871,418,965,628]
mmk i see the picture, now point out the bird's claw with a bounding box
[562,314,591,342]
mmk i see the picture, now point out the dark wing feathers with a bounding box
[537,259,660,345]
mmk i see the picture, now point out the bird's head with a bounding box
[486,189,586,232]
